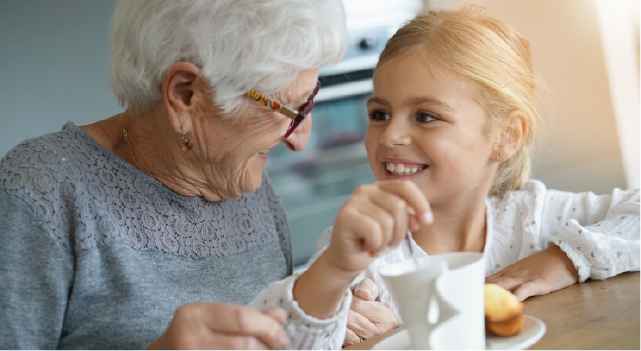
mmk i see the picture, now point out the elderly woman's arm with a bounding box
[0,189,74,349]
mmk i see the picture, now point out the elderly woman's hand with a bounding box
[342,279,398,347]
[149,303,290,350]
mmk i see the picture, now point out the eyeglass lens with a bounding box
[284,81,321,138]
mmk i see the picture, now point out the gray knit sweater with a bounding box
[0,122,293,349]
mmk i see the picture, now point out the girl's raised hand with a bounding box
[292,181,432,320]
[325,180,433,276]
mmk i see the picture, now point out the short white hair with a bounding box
[109,0,348,115]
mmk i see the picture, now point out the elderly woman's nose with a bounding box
[380,118,412,147]
[283,114,312,151]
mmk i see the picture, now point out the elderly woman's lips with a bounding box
[257,151,269,161]
[256,145,276,161]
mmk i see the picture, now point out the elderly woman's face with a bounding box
[194,69,319,199]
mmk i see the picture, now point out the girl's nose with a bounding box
[380,118,411,147]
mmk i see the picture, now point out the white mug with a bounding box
[380,252,485,350]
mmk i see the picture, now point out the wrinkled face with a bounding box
[195,69,319,198]
[365,53,498,204]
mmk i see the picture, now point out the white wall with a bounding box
[1,0,635,196]
[426,0,633,195]
[0,0,120,158]
[594,0,640,189]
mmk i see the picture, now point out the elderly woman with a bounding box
[0,0,347,349]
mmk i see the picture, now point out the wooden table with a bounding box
[345,272,640,350]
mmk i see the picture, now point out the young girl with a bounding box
[250,5,639,349]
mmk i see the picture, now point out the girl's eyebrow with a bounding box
[405,96,456,113]
[367,96,390,107]
[368,96,456,113]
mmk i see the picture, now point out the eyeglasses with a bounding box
[246,81,321,138]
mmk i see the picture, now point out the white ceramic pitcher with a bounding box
[380,252,485,350]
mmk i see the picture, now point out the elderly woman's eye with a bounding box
[368,110,391,121]
[417,111,439,123]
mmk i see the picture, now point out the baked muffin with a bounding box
[484,283,525,336]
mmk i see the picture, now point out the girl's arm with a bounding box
[250,181,432,350]
[487,180,639,300]
[542,185,639,282]
[249,227,352,350]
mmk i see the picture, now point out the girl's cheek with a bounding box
[364,129,379,154]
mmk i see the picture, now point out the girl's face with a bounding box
[365,53,499,204]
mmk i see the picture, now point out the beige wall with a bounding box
[425,0,629,195]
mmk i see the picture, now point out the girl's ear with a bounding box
[492,110,528,162]
[161,62,205,134]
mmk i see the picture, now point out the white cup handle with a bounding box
[426,273,460,349]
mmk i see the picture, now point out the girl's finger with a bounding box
[378,181,433,225]
[354,199,396,254]
[485,275,523,292]
[342,210,386,253]
[367,190,410,249]
[512,281,538,301]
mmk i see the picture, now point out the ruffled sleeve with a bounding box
[249,227,352,350]
[515,180,640,282]
[543,186,640,282]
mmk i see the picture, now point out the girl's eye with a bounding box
[368,110,391,121]
[417,111,439,123]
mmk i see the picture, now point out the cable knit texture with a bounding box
[0,122,292,349]
[252,181,639,349]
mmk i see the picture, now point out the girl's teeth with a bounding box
[387,163,396,172]
[385,162,425,176]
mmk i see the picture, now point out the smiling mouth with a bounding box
[384,162,428,176]
[258,145,277,156]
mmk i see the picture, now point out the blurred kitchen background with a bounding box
[1,0,638,267]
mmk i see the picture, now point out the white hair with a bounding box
[109,0,348,116]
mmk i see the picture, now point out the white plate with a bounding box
[372,315,546,350]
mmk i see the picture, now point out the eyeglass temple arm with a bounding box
[246,90,298,120]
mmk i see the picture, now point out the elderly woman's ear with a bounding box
[162,62,208,134]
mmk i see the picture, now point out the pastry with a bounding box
[484,283,525,336]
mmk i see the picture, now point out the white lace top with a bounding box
[251,180,640,349]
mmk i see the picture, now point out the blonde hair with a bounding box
[375,4,541,196]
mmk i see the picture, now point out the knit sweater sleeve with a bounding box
[249,227,352,350]
[0,189,74,349]
[530,181,640,282]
